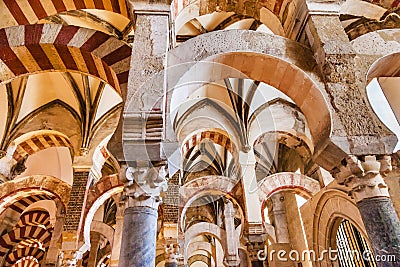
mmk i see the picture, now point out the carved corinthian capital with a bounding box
[333,155,391,202]
[120,162,168,209]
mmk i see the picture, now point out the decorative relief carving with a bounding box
[120,163,168,209]
[333,155,391,202]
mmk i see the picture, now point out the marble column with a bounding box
[118,164,168,267]
[335,155,400,266]
[119,206,159,266]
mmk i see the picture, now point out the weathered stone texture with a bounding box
[358,197,400,265]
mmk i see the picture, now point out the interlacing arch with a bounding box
[0,0,129,29]
[0,24,131,95]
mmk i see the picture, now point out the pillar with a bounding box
[268,192,290,244]
[87,232,101,267]
[223,199,240,266]
[43,206,65,266]
[118,164,168,267]
[110,196,124,267]
[267,192,294,267]
[334,155,400,266]
[239,151,263,224]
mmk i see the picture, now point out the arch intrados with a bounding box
[171,52,331,149]
[82,185,123,254]
[180,183,244,232]
[184,222,225,252]
[0,188,66,216]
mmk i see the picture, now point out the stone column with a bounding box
[87,232,101,267]
[165,244,179,267]
[110,196,124,267]
[267,192,294,267]
[43,207,65,267]
[118,163,168,267]
[334,155,400,265]
[223,199,240,266]
[239,151,263,224]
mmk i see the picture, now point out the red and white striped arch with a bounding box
[4,247,45,267]
[9,131,74,164]
[181,129,238,159]
[0,24,131,95]
[0,175,71,215]
[258,172,321,201]
[0,0,129,29]
[16,210,52,229]
[0,225,52,258]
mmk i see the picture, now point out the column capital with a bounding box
[121,163,168,209]
[332,155,391,202]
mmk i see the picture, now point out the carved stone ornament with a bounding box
[333,155,391,202]
[121,164,168,209]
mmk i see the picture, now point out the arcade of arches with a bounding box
[0,0,400,266]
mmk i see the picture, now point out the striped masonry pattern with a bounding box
[12,132,73,162]
[4,247,45,267]
[181,130,237,159]
[0,225,52,257]
[258,172,320,200]
[83,174,122,226]
[6,256,39,267]
[16,210,51,229]
[0,0,129,29]
[6,193,56,214]
[0,24,131,94]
